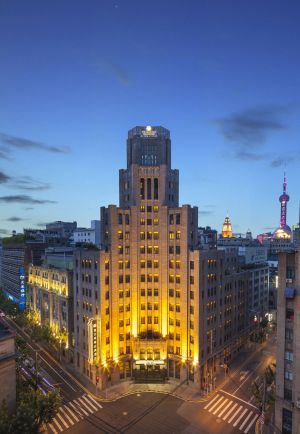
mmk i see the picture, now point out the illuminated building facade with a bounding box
[96,126,249,389]
[275,245,300,434]
[27,265,74,358]
[221,216,233,238]
[73,248,100,383]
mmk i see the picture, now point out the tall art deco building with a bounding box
[74,126,248,389]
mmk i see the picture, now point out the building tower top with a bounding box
[222,215,233,238]
[274,173,291,239]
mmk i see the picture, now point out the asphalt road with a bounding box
[4,314,276,434]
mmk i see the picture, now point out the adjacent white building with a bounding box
[72,220,100,247]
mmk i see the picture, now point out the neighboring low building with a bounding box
[27,265,74,360]
[44,246,74,271]
[0,321,16,413]
[275,248,300,434]
[197,226,217,250]
[73,247,100,385]
[72,220,101,247]
[1,237,46,309]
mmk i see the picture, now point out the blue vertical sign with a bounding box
[19,267,26,311]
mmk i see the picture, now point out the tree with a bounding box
[0,401,10,434]
[0,389,61,434]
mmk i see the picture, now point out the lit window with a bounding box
[169,231,174,239]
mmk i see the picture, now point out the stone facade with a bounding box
[275,250,300,434]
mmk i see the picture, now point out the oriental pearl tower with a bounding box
[274,173,292,239]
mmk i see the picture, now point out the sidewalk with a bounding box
[73,340,267,403]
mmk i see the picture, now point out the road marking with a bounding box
[223,402,238,421]
[233,361,264,395]
[82,394,98,411]
[70,400,89,416]
[64,404,80,422]
[60,406,74,425]
[52,417,63,431]
[244,414,258,433]
[239,410,253,430]
[204,394,220,410]
[208,397,224,413]
[220,390,258,409]
[228,405,243,424]
[78,397,94,413]
[48,423,58,434]
[85,394,103,408]
[56,412,69,429]
[233,408,248,427]
[213,398,228,415]
[218,400,233,418]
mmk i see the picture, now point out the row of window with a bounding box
[140,205,159,212]
[140,231,159,240]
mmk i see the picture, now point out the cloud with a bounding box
[36,222,49,227]
[0,195,56,204]
[198,210,214,216]
[0,147,12,160]
[0,228,10,235]
[235,151,268,161]
[24,207,34,210]
[0,132,70,154]
[102,59,131,86]
[0,171,11,183]
[215,104,289,146]
[5,216,27,222]
[10,176,51,191]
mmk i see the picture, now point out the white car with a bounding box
[0,311,5,317]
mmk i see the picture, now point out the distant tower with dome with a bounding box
[222,215,233,238]
[273,173,291,240]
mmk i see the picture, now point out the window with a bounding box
[286,308,294,321]
[284,370,293,381]
[190,261,194,270]
[118,261,123,270]
[285,351,293,362]
[140,232,145,240]
[169,231,174,239]
[153,232,159,240]
[140,218,145,225]
[176,319,180,327]
[190,276,194,284]
[147,205,152,212]
[118,214,122,224]
[148,316,152,324]
[169,288,174,297]
[285,328,293,341]
[140,178,145,199]
[141,288,145,296]
[140,205,145,212]
[141,317,145,324]
[140,246,145,254]
[118,246,123,254]
[169,246,174,254]
[154,289,159,296]
[169,214,174,225]
[105,261,109,270]
[176,246,181,254]
[153,204,159,212]
[154,178,158,200]
[153,218,159,225]
[140,260,145,268]
[125,214,130,225]
[282,408,293,434]
[147,246,152,254]
[147,218,152,225]
[147,289,152,296]
[153,246,159,254]
[176,230,181,239]
[118,230,123,240]
[147,232,152,240]
[147,178,152,199]
[176,214,180,224]
[176,305,180,313]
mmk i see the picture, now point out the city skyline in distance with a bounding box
[0,1,300,237]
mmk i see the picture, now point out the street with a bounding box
[3,314,276,434]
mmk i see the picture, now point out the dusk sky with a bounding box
[0,0,299,237]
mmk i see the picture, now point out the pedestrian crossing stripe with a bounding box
[203,394,259,433]
[47,394,103,433]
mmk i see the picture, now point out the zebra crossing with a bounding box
[48,393,103,433]
[203,392,259,433]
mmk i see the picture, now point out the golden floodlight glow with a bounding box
[146,125,152,131]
